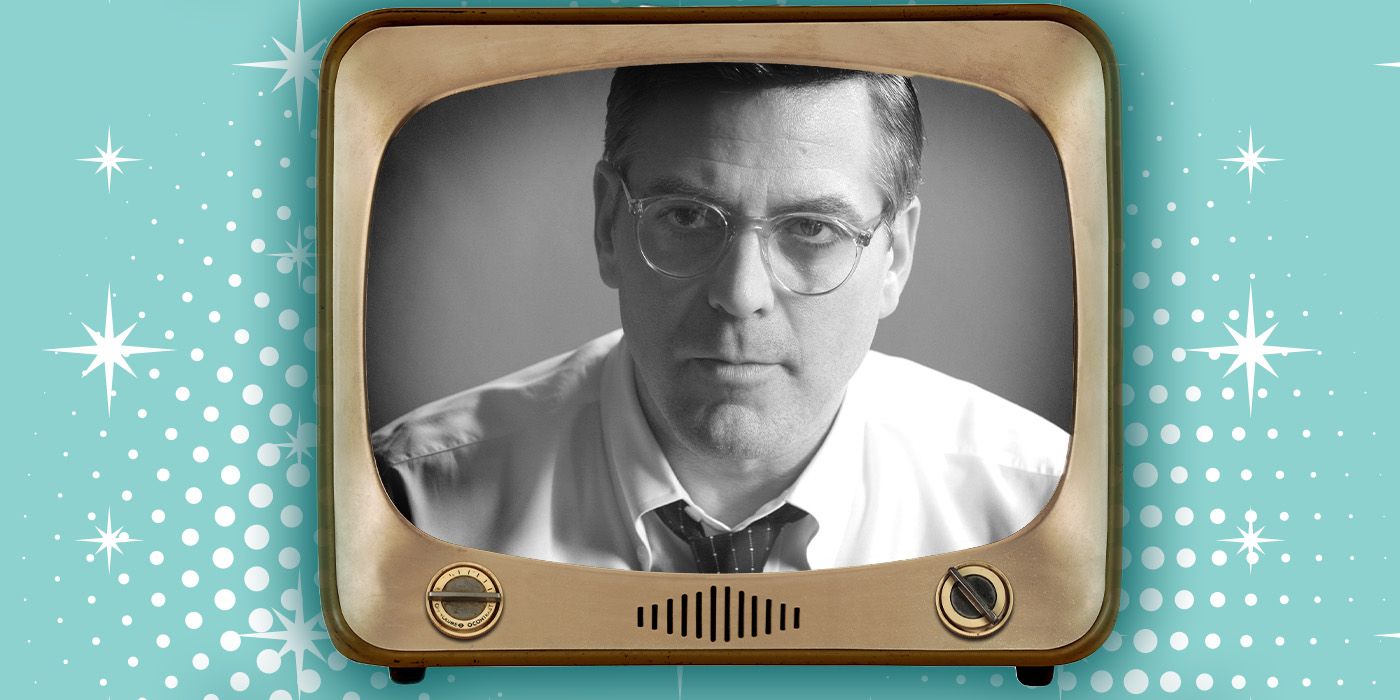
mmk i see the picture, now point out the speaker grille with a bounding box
[636,586,800,642]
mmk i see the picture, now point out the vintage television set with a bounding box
[318,5,1121,687]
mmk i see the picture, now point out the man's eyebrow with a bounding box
[637,176,871,222]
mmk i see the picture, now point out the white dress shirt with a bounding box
[372,330,1069,571]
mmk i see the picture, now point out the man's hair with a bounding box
[603,63,925,218]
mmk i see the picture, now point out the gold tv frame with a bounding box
[318,4,1121,683]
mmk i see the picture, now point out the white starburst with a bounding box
[276,416,316,467]
[77,510,140,573]
[77,128,141,192]
[269,234,315,283]
[45,287,170,415]
[1218,510,1282,574]
[243,574,328,698]
[236,1,326,127]
[1189,286,1314,415]
[1218,128,1282,192]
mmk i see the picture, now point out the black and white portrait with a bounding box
[366,64,1073,573]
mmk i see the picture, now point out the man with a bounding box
[373,64,1068,572]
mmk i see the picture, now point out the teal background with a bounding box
[4,0,1396,697]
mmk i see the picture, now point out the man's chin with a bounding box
[674,403,786,461]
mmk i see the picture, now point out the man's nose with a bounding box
[706,229,775,317]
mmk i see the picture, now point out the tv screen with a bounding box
[365,66,1075,572]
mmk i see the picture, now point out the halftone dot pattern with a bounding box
[8,0,1398,698]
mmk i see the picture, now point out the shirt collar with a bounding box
[600,333,869,571]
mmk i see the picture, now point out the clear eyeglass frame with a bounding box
[611,168,887,296]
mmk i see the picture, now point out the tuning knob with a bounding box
[935,563,1012,637]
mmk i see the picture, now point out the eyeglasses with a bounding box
[612,170,886,296]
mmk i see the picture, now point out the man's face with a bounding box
[594,79,920,463]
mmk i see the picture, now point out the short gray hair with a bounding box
[603,63,924,219]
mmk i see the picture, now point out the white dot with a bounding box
[1153,309,1169,325]
[1140,588,1163,611]
[257,443,281,467]
[216,366,234,383]
[185,487,203,504]
[175,386,191,401]
[1245,593,1258,606]
[1160,424,1180,445]
[281,505,304,528]
[1171,347,1186,362]
[1171,271,1186,286]
[1133,629,1157,653]
[1133,346,1153,366]
[1166,201,1177,212]
[193,653,210,671]
[1210,592,1225,607]
[1185,386,1201,401]
[1196,425,1213,442]
[150,551,165,566]
[208,310,221,323]
[1124,669,1149,694]
[278,309,299,330]
[279,157,291,168]
[1241,634,1254,648]
[1231,675,1246,690]
[259,346,279,366]
[1177,549,1196,567]
[285,365,309,388]
[1222,386,1235,400]
[156,632,170,647]
[231,672,250,691]
[244,525,270,550]
[243,384,264,405]
[1191,309,1204,322]
[1175,590,1194,609]
[215,589,237,611]
[182,291,194,302]
[1241,468,1253,481]
[1132,272,1150,289]
[1140,506,1162,528]
[1133,463,1158,487]
[1175,507,1194,525]
[1148,385,1167,403]
[190,348,205,362]
[276,205,291,220]
[254,292,270,308]
[164,428,178,441]
[1142,547,1165,570]
[1170,632,1188,650]
[249,483,274,508]
[226,221,237,232]
[1170,466,1188,483]
[203,406,220,422]
[152,509,166,524]
[245,566,270,592]
[269,403,293,426]
[181,570,199,587]
[192,446,209,463]
[215,506,236,527]
[230,425,250,444]
[213,547,235,569]
[279,547,301,569]
[165,675,179,689]
[1090,670,1113,693]
[1232,426,1246,441]
[1206,468,1220,482]
[181,528,200,546]
[1125,423,1148,446]
[221,631,242,652]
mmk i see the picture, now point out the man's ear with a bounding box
[879,195,920,318]
[593,160,623,290]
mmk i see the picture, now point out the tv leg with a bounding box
[389,667,427,684]
[1015,666,1054,687]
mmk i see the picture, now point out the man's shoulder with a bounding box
[371,330,622,467]
[855,350,1069,477]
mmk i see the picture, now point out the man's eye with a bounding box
[779,217,843,245]
[661,206,714,229]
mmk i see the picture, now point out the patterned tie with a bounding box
[654,499,807,573]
